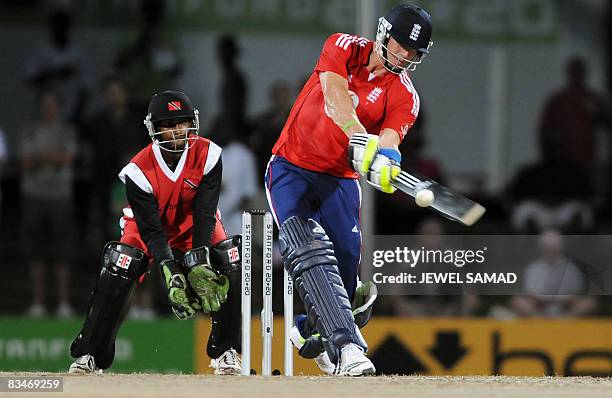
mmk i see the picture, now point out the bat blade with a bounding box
[392,171,486,226]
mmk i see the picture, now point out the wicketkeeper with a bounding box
[69,90,243,375]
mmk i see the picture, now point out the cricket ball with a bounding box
[415,188,434,207]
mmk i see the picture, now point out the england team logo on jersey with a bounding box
[366,87,383,103]
[116,254,132,269]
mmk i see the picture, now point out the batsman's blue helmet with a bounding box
[376,3,433,73]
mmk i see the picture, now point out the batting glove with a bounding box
[348,133,401,193]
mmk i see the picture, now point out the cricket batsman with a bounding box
[69,90,243,375]
[265,4,433,375]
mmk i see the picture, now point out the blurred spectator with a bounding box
[205,35,254,233]
[207,34,250,144]
[21,90,77,318]
[251,80,292,176]
[82,75,146,243]
[510,230,597,317]
[25,9,89,124]
[216,34,248,125]
[539,56,611,169]
[115,0,181,111]
[506,134,595,233]
[217,131,258,236]
[83,78,154,319]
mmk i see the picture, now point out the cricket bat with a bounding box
[392,170,486,226]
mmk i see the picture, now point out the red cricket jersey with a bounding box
[272,33,420,178]
[118,136,226,254]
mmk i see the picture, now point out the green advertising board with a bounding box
[0,318,194,373]
[0,0,558,42]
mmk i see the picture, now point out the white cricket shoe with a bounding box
[210,349,241,375]
[337,343,375,376]
[289,326,335,375]
[68,354,103,374]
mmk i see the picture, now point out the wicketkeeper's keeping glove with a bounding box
[348,133,401,193]
[184,246,229,314]
[161,259,198,320]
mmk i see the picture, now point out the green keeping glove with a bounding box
[161,259,197,320]
[187,265,229,314]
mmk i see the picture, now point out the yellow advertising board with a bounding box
[195,318,612,376]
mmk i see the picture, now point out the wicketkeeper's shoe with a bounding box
[289,326,335,375]
[337,343,375,376]
[68,354,103,374]
[210,349,241,375]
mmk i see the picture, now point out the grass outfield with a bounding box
[2,373,612,398]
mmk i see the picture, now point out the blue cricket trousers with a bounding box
[265,155,362,300]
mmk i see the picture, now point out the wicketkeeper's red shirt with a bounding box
[118,136,227,255]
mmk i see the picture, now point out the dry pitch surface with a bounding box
[2,373,612,398]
